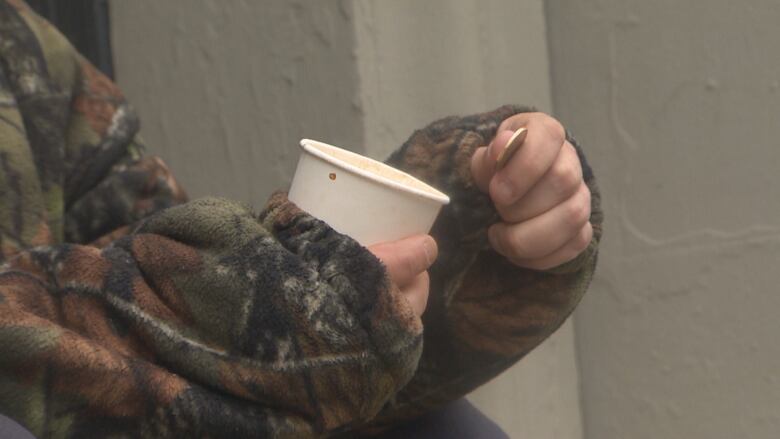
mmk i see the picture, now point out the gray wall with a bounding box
[112,0,363,202]
[112,1,583,437]
[546,1,780,438]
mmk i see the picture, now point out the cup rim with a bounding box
[299,139,450,205]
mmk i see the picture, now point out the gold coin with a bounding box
[496,127,528,170]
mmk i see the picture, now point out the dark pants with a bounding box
[369,399,509,439]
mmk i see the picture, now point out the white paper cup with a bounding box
[288,139,450,247]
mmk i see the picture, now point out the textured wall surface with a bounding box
[352,1,554,157]
[112,0,363,205]
[112,1,584,437]
[546,1,780,438]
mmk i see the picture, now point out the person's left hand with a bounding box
[470,112,592,270]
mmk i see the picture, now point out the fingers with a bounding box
[470,129,519,192]
[398,272,430,317]
[510,222,593,270]
[368,235,436,318]
[497,111,545,133]
[470,146,494,193]
[489,114,566,206]
[474,112,592,271]
[496,141,582,223]
[488,182,591,260]
[368,234,437,288]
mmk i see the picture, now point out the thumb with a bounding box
[470,129,517,192]
[368,235,437,287]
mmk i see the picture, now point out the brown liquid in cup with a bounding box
[310,142,445,198]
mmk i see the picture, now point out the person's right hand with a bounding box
[368,234,438,318]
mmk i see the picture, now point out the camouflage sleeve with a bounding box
[0,0,186,257]
[360,105,604,429]
[1,3,424,437]
[59,27,189,244]
[0,194,423,438]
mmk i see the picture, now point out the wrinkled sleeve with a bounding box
[361,105,604,429]
[1,5,423,437]
[0,0,187,252]
[60,42,188,245]
[0,195,423,438]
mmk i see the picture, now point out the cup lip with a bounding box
[299,139,450,205]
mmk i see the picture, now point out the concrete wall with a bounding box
[112,1,583,437]
[545,1,780,438]
[112,0,363,203]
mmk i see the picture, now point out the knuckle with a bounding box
[407,271,430,294]
[494,203,515,223]
[566,191,591,229]
[498,116,518,133]
[488,225,504,255]
[420,271,430,290]
[384,254,402,282]
[551,159,582,198]
[581,185,593,214]
[524,151,548,179]
[404,254,422,277]
[506,229,532,260]
[573,225,593,252]
[426,239,439,265]
[418,273,431,310]
[539,115,566,146]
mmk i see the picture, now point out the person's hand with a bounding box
[368,234,437,317]
[470,112,592,270]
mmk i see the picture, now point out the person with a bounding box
[0,1,603,438]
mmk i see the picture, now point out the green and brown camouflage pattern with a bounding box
[0,1,603,438]
[0,0,187,257]
[362,108,603,433]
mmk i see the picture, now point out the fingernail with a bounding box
[495,178,515,204]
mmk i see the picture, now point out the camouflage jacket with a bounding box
[0,1,603,438]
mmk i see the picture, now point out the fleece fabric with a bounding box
[0,1,603,437]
